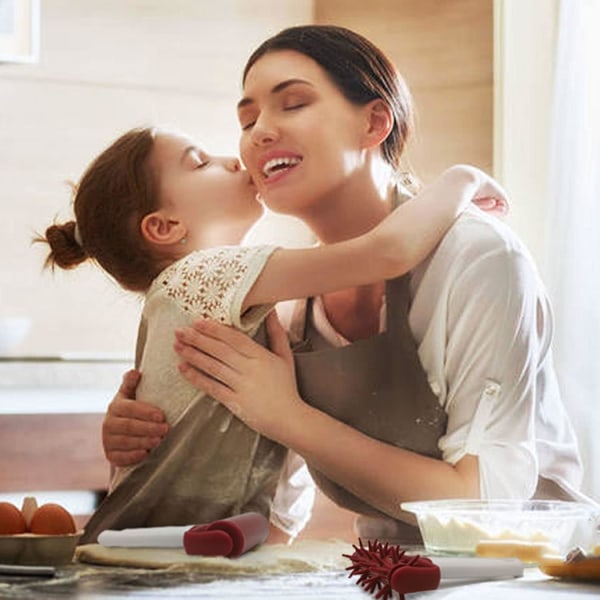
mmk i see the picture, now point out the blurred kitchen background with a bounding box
[1,0,598,524]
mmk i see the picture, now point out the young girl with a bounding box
[40,126,505,542]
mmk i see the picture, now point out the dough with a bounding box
[75,539,351,575]
[419,514,551,554]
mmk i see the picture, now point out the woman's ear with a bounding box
[361,99,394,149]
[140,211,186,246]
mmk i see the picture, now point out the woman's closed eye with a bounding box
[239,105,305,131]
[282,92,310,112]
[283,102,306,111]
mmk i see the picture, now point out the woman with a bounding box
[103,25,588,542]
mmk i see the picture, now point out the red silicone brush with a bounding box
[344,539,523,600]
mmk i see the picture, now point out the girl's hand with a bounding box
[472,195,509,216]
[459,164,509,217]
[174,311,303,440]
[102,370,169,467]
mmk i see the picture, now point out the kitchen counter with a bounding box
[0,355,132,415]
[0,562,598,599]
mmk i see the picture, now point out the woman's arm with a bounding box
[173,312,480,517]
[242,165,506,311]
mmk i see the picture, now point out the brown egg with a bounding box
[0,501,27,534]
[29,503,77,535]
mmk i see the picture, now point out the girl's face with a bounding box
[238,50,370,218]
[150,131,262,247]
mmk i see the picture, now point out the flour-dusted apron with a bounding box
[290,274,447,543]
[81,323,287,544]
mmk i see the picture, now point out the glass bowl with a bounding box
[401,499,598,556]
[0,531,82,566]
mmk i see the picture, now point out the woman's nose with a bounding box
[250,115,279,146]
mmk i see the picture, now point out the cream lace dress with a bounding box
[82,245,293,541]
[127,245,277,432]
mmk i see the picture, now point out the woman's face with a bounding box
[150,130,262,246]
[238,50,370,218]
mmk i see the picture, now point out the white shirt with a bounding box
[406,206,583,499]
[268,207,592,535]
[274,206,585,525]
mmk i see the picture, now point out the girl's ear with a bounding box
[361,99,394,149]
[140,211,186,246]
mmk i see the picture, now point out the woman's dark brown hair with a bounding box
[37,127,162,292]
[243,25,414,171]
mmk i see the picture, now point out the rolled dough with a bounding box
[75,539,351,575]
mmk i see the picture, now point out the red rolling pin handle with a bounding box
[389,556,441,595]
[183,512,269,558]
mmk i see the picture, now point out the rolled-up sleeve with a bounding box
[436,234,549,498]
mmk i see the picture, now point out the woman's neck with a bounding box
[304,170,395,245]
[312,168,397,340]
[322,282,387,341]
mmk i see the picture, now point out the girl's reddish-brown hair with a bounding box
[37,127,162,292]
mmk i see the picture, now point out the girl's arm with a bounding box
[242,165,506,311]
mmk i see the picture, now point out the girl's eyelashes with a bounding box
[190,149,209,168]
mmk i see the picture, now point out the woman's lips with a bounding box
[257,152,303,185]
[262,156,302,179]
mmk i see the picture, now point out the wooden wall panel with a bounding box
[315,0,493,182]
[0,414,108,492]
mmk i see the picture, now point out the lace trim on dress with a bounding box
[157,247,265,322]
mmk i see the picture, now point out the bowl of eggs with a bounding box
[0,497,82,565]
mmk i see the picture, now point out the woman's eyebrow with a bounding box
[237,78,314,110]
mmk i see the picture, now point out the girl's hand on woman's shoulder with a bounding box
[447,164,510,217]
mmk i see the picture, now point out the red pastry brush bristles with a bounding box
[343,539,441,600]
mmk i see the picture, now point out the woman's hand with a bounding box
[174,311,303,440]
[102,369,169,467]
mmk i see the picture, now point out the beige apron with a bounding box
[81,323,287,544]
[290,274,447,543]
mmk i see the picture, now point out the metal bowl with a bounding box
[0,531,82,565]
[401,499,598,556]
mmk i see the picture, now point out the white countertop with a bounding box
[0,356,132,414]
